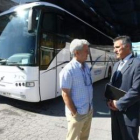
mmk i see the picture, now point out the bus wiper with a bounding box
[0,59,7,65]
[16,65,24,71]
[7,62,24,71]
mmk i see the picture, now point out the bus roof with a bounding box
[0,1,114,41]
[0,2,65,16]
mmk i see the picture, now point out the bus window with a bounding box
[64,13,86,41]
[42,13,56,32]
[57,15,64,35]
[56,15,65,51]
[40,11,66,68]
[0,9,37,65]
[40,33,54,67]
[40,12,56,69]
[41,48,52,66]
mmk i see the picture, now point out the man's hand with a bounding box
[107,100,118,111]
[112,100,118,110]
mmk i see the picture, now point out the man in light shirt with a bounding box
[107,36,140,140]
[59,39,93,140]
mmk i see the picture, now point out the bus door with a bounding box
[55,14,67,97]
[39,12,57,100]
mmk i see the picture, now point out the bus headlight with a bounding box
[26,82,35,87]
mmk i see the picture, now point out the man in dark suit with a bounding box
[107,36,140,140]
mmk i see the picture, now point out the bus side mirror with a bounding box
[28,8,36,33]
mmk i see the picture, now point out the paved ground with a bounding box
[0,79,113,140]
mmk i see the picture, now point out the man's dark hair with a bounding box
[113,35,132,50]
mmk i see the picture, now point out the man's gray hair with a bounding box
[70,39,89,55]
[113,35,132,50]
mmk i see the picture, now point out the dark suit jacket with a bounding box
[110,56,140,127]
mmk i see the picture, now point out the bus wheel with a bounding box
[107,67,112,79]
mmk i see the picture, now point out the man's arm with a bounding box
[116,62,140,111]
[62,88,77,116]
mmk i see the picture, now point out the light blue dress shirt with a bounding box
[118,53,132,71]
[59,58,93,115]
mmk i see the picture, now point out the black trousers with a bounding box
[111,111,139,140]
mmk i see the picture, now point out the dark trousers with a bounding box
[111,111,139,140]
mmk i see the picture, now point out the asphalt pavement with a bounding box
[0,79,115,140]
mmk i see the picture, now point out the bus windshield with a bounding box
[0,9,37,66]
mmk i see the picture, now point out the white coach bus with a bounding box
[0,2,116,102]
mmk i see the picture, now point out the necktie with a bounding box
[115,61,124,80]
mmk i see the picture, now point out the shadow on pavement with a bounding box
[0,79,110,118]
[93,79,111,118]
[0,95,65,116]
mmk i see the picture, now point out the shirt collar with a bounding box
[72,58,85,68]
[121,53,132,63]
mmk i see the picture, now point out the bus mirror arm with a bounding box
[28,8,36,33]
